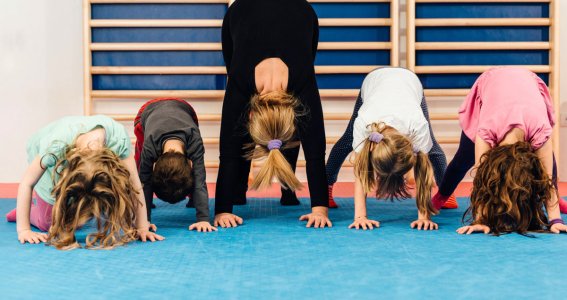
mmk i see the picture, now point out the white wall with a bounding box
[0,0,566,182]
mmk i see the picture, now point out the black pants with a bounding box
[325,93,448,185]
[437,132,558,196]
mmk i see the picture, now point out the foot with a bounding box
[280,193,300,206]
[186,198,195,208]
[432,193,458,211]
[6,208,16,222]
[442,194,458,209]
[328,185,338,208]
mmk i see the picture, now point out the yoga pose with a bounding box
[327,68,449,230]
[7,115,163,249]
[432,67,567,235]
[215,0,331,228]
[134,98,215,232]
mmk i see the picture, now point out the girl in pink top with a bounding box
[431,67,566,235]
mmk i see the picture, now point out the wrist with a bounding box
[549,218,564,227]
[312,206,328,215]
[354,215,367,220]
[17,228,32,234]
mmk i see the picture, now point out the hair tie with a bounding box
[267,139,282,151]
[368,132,384,144]
[412,145,420,154]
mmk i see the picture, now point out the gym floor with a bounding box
[1,183,567,299]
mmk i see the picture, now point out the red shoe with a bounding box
[328,185,338,208]
[442,194,458,209]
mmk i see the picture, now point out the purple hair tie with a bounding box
[412,145,420,154]
[549,218,565,227]
[368,132,384,144]
[267,139,283,151]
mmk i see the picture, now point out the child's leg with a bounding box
[6,195,53,232]
[434,131,475,206]
[325,92,362,186]
[280,145,300,205]
[419,97,447,185]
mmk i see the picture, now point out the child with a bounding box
[325,77,458,210]
[134,98,215,232]
[432,67,567,235]
[214,0,331,228]
[327,68,449,230]
[7,115,164,249]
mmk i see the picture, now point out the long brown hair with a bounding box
[246,90,302,190]
[354,122,436,217]
[465,142,552,235]
[47,148,138,250]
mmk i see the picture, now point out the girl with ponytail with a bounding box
[326,68,449,230]
[214,0,331,228]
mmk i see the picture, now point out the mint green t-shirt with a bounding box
[27,115,131,205]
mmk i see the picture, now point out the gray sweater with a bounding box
[138,100,209,222]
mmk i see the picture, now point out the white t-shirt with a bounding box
[352,68,433,153]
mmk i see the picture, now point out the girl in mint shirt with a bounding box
[6,115,164,249]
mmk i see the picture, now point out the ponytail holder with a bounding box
[412,145,420,154]
[267,139,283,151]
[368,132,384,144]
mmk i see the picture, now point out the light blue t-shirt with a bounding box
[27,115,131,205]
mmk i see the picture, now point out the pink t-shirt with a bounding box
[459,67,555,150]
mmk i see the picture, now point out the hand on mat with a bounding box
[137,228,165,242]
[299,206,332,228]
[411,219,438,230]
[456,224,490,235]
[149,223,157,232]
[214,213,243,228]
[17,229,47,244]
[189,221,218,232]
[348,217,380,230]
[550,223,567,234]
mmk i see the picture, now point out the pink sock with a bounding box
[559,198,567,214]
[6,208,16,222]
[432,193,450,211]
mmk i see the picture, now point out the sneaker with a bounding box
[328,185,338,208]
[442,194,458,209]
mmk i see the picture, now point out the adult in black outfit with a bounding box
[214,0,331,228]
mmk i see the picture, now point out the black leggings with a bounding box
[215,80,328,215]
[437,132,558,196]
[325,93,448,185]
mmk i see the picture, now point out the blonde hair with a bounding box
[47,148,138,250]
[246,90,302,191]
[354,122,436,217]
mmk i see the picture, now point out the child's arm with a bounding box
[187,141,217,232]
[16,156,48,244]
[536,140,567,233]
[121,153,165,242]
[348,164,380,230]
[474,136,491,167]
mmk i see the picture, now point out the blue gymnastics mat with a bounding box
[1,197,566,299]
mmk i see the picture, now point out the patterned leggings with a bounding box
[325,92,448,186]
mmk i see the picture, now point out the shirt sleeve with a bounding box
[530,74,555,149]
[187,131,210,222]
[458,72,486,143]
[106,119,131,159]
[352,116,368,153]
[411,121,433,153]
